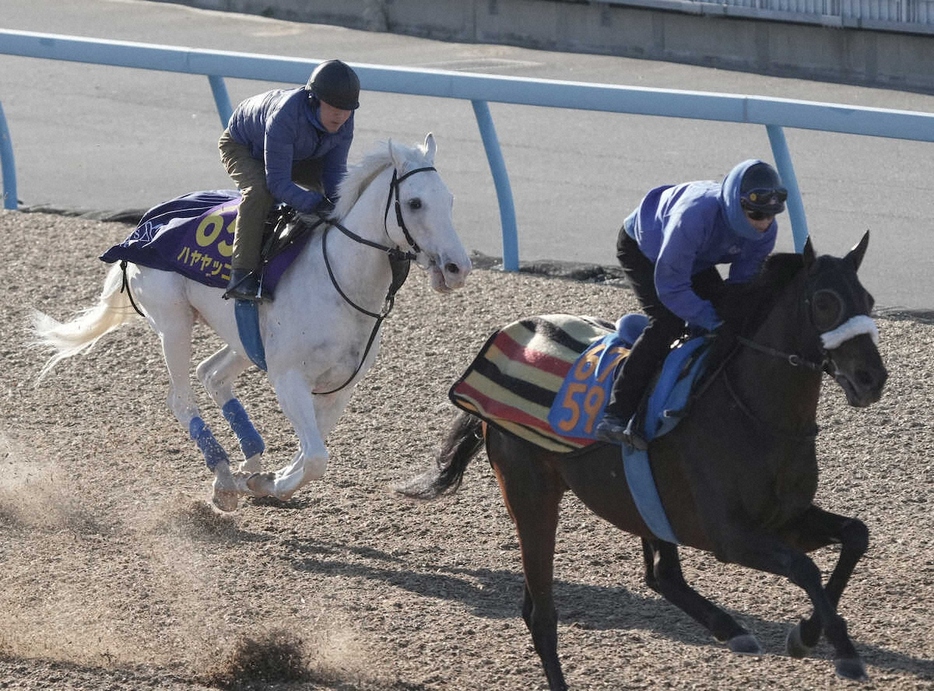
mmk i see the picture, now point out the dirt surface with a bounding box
[1,210,932,690]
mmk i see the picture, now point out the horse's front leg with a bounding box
[244,371,352,502]
[781,506,869,661]
[716,528,867,681]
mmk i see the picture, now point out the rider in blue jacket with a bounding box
[595,159,787,447]
[218,59,360,301]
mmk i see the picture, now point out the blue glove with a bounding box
[315,197,336,217]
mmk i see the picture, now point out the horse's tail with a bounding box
[32,263,138,383]
[394,410,485,500]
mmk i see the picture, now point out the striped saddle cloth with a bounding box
[449,313,710,454]
[448,314,622,453]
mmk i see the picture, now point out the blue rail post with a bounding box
[766,124,809,252]
[0,101,18,210]
[471,99,519,271]
[207,74,233,127]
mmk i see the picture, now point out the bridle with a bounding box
[735,335,828,372]
[734,276,879,374]
[710,275,878,439]
[314,164,438,395]
[384,166,437,256]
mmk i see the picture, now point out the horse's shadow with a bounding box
[283,538,934,681]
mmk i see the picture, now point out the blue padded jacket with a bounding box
[622,159,778,331]
[227,87,354,213]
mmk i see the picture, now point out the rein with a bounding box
[698,280,878,439]
[704,295,825,439]
[735,335,828,372]
[721,365,820,440]
[684,336,820,441]
[314,165,436,395]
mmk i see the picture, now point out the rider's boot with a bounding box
[223,268,264,302]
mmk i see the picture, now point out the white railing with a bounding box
[601,0,934,30]
[3,30,934,268]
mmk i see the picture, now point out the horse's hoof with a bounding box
[786,623,812,659]
[238,454,263,474]
[211,464,240,512]
[271,468,305,501]
[727,633,763,655]
[244,471,277,498]
[835,657,868,681]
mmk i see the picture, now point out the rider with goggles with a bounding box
[595,159,787,448]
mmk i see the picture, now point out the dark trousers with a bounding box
[605,229,724,420]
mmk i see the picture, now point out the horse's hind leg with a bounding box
[782,506,868,665]
[196,346,264,472]
[489,435,569,691]
[145,297,248,511]
[642,539,762,654]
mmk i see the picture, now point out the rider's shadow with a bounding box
[282,538,933,681]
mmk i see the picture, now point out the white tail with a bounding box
[32,264,139,383]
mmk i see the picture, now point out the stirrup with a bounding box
[595,414,647,450]
[223,270,266,302]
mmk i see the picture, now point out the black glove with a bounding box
[712,319,737,345]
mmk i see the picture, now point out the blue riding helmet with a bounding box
[740,162,787,216]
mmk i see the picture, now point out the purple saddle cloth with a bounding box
[100,190,311,296]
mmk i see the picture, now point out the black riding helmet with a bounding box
[740,162,787,215]
[306,60,360,111]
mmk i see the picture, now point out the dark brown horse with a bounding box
[398,233,887,690]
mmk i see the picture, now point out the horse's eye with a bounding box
[408,198,422,210]
[812,289,844,331]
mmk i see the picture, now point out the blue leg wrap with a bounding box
[189,416,229,471]
[221,399,265,459]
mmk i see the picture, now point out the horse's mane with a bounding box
[706,251,806,364]
[717,252,805,330]
[331,139,430,220]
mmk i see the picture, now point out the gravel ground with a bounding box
[1,210,932,690]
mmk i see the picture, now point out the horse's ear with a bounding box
[845,230,870,272]
[388,138,404,171]
[424,133,437,165]
[802,235,816,269]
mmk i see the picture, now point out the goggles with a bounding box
[741,187,787,221]
[742,187,787,207]
[744,208,775,221]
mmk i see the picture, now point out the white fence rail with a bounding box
[3,29,934,268]
[601,0,934,30]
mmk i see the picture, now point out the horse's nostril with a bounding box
[445,263,460,275]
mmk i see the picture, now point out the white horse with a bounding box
[33,133,472,511]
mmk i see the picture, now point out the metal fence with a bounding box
[3,29,934,269]
[602,0,934,31]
